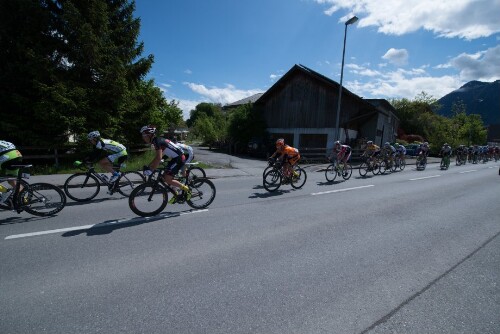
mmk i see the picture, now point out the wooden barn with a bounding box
[253,64,399,153]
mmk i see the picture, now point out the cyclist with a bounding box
[439,143,452,168]
[140,125,191,203]
[0,140,24,204]
[382,142,396,165]
[394,143,406,159]
[269,138,300,179]
[362,140,381,159]
[329,141,351,164]
[417,142,430,165]
[86,131,128,183]
[455,145,466,164]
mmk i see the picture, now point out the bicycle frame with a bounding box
[0,165,31,213]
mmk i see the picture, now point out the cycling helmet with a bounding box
[334,140,341,147]
[276,138,285,147]
[87,131,100,140]
[444,143,449,146]
[394,143,400,147]
[140,125,156,135]
[385,142,390,146]
[423,142,429,147]
[367,141,373,145]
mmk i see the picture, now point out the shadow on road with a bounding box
[61,210,193,237]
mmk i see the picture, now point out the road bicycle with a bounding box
[455,153,467,166]
[176,162,206,183]
[379,156,397,174]
[128,164,216,217]
[0,164,66,216]
[394,155,406,171]
[358,156,381,177]
[63,161,145,202]
[416,153,427,170]
[440,154,451,170]
[262,160,307,192]
[324,159,352,182]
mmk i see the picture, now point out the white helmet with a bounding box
[140,125,156,135]
[87,131,100,140]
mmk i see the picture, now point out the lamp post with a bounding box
[335,15,358,142]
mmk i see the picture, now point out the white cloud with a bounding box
[382,48,409,66]
[184,69,192,74]
[184,83,264,106]
[450,45,500,81]
[315,0,500,40]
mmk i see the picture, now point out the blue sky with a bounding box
[134,0,500,120]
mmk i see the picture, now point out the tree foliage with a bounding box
[188,103,227,145]
[391,93,487,153]
[0,0,180,147]
[227,103,267,147]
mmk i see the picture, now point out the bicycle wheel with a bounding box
[291,167,307,189]
[325,163,338,182]
[22,183,66,216]
[399,159,406,171]
[128,182,168,217]
[379,160,388,174]
[359,162,369,177]
[263,169,282,192]
[341,163,352,180]
[188,166,206,182]
[262,165,273,178]
[187,178,216,209]
[116,171,145,197]
[372,161,382,175]
[64,173,100,202]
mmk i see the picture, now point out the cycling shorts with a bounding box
[164,155,186,176]
[106,150,128,166]
[286,153,300,166]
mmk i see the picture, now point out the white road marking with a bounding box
[5,209,208,240]
[311,185,374,196]
[409,175,441,181]
[460,170,477,173]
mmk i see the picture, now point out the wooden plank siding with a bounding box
[254,64,399,150]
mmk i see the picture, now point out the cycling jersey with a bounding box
[272,145,300,165]
[364,144,380,157]
[151,137,184,159]
[0,141,22,176]
[334,145,352,162]
[88,138,127,164]
[176,143,194,162]
[396,146,406,155]
[440,146,452,156]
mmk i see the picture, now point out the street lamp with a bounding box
[335,15,358,142]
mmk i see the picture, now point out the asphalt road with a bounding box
[1,157,499,334]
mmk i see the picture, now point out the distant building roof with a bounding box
[224,93,264,109]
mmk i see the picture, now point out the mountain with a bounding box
[437,80,500,125]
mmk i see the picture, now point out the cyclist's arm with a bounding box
[148,149,163,170]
